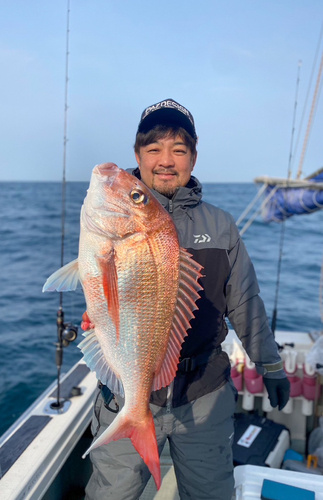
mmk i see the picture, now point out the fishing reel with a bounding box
[61,323,78,346]
[55,308,78,368]
[56,307,78,347]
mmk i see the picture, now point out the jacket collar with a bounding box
[128,167,202,211]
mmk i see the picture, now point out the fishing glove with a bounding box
[263,376,290,411]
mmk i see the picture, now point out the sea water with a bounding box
[0,181,322,436]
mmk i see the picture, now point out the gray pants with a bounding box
[85,380,237,500]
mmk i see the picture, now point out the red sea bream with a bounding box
[43,163,203,489]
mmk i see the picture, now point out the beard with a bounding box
[151,170,179,198]
[151,179,178,198]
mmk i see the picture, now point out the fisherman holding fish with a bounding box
[44,98,290,500]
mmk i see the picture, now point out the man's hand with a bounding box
[263,377,290,410]
[81,311,95,331]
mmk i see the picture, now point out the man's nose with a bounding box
[159,150,175,167]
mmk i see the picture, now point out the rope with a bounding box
[239,185,278,236]
[292,21,323,178]
[287,61,301,179]
[296,44,323,179]
[236,183,267,226]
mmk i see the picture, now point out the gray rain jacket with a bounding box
[130,168,283,408]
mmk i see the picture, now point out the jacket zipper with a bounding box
[166,381,173,413]
[168,188,180,214]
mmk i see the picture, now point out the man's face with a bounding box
[135,135,197,197]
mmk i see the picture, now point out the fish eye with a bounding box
[130,189,148,205]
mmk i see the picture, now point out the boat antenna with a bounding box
[271,61,301,334]
[51,0,78,411]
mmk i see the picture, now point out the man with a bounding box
[85,99,290,500]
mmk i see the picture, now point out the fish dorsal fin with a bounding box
[42,259,80,292]
[96,251,120,341]
[152,248,203,392]
[78,329,124,397]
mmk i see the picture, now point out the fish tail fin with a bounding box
[130,411,161,490]
[82,408,161,490]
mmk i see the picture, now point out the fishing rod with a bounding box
[271,61,301,334]
[272,22,323,333]
[51,0,78,411]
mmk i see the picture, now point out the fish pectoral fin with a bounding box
[42,259,80,292]
[152,247,203,391]
[96,251,120,340]
[78,329,124,397]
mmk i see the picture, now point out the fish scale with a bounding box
[43,162,203,489]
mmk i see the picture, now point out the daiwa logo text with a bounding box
[193,234,211,243]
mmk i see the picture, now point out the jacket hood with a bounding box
[127,167,202,211]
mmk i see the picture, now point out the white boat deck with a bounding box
[0,362,97,500]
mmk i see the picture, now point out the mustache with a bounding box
[153,169,178,175]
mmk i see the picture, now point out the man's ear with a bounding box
[191,151,198,172]
[135,152,140,166]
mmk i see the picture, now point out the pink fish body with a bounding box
[43,163,203,489]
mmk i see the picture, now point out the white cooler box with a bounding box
[234,464,323,499]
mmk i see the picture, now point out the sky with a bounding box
[1,1,323,182]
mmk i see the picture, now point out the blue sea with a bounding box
[1,181,322,437]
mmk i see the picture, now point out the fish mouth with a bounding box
[93,162,120,184]
[91,162,131,218]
